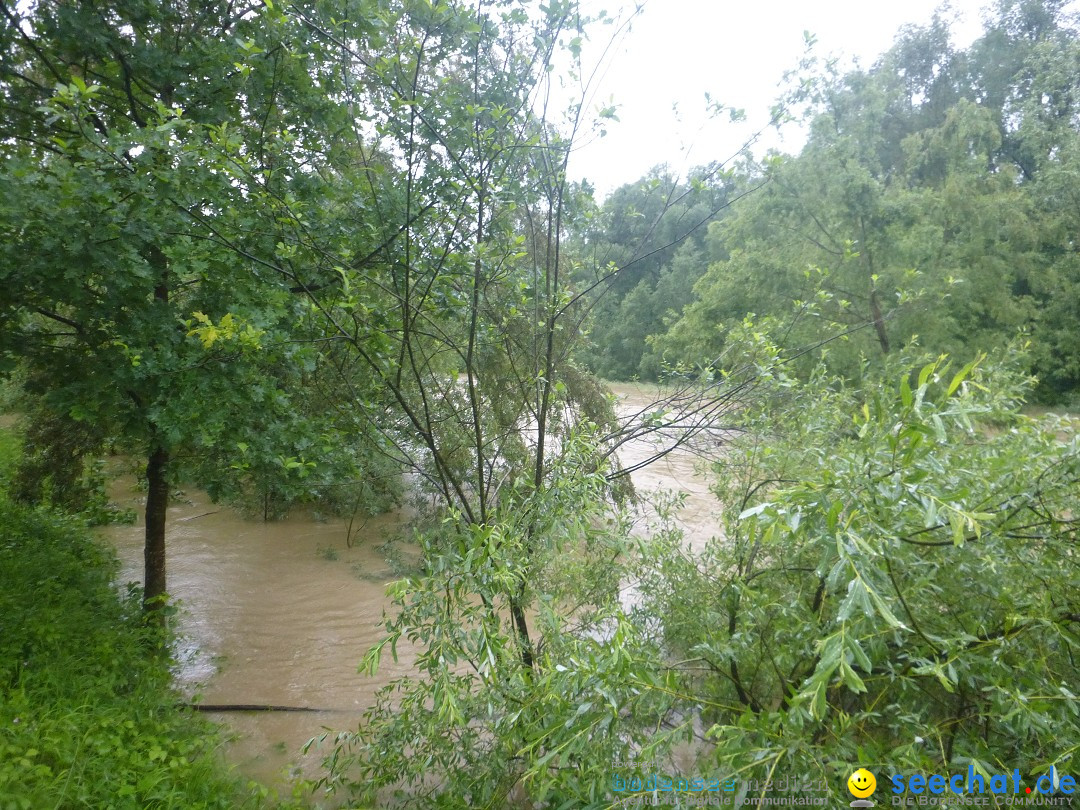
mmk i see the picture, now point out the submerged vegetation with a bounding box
[0,0,1078,807]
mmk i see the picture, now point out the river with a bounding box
[101,383,723,797]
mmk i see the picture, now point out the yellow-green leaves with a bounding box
[185,311,263,351]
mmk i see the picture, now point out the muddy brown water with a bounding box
[100,383,723,796]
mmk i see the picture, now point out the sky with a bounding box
[562,0,996,197]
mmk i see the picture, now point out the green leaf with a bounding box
[847,637,873,673]
[946,354,984,398]
[738,502,771,520]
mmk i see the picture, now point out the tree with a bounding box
[654,0,1080,401]
[0,0,347,610]
[575,166,739,380]
[153,2,754,803]
[271,3,1079,802]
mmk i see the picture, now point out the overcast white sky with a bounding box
[562,0,997,196]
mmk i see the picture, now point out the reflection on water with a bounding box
[101,384,720,794]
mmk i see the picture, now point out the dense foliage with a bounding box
[1,0,1078,808]
[639,341,1080,798]
[591,0,1080,405]
[0,0,400,607]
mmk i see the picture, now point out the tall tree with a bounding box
[186,2,750,802]
[0,0,334,610]
[576,166,739,379]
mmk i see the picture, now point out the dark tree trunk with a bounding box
[142,235,171,613]
[870,288,891,355]
[510,599,534,671]
[143,445,169,612]
[859,217,891,356]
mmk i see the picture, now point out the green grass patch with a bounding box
[0,492,300,809]
[0,421,19,486]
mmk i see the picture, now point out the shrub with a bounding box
[641,346,1080,796]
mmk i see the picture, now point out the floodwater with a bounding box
[101,383,724,797]
[608,382,725,555]
[103,493,420,791]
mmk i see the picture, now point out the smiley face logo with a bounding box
[848,768,877,799]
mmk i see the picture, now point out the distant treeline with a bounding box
[579,0,1080,404]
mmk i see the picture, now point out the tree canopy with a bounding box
[596,0,1080,404]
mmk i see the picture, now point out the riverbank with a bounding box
[0,431,302,808]
[0,381,726,806]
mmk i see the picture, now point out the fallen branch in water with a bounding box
[176,511,219,522]
[182,703,344,713]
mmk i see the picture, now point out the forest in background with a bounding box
[1,0,1078,808]
[584,0,1080,405]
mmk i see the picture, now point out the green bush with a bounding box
[0,426,17,488]
[641,344,1080,797]
[0,494,278,809]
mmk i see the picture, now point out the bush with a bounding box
[641,346,1080,797]
[5,402,134,525]
[316,435,682,809]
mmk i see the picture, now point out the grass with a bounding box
[0,425,307,809]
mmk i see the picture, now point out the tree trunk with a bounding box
[143,445,169,612]
[510,599,534,671]
[869,288,891,355]
[143,234,170,613]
